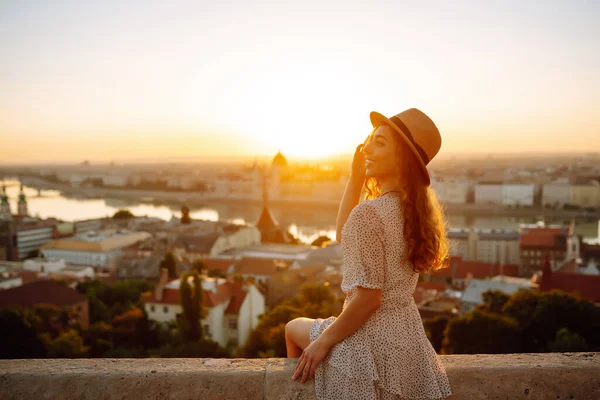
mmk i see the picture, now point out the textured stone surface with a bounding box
[0,353,599,399]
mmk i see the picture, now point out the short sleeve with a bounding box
[342,203,386,291]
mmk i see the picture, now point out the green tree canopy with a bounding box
[502,289,600,352]
[442,310,521,354]
[423,315,453,353]
[0,308,46,358]
[159,252,178,279]
[179,271,205,342]
[181,205,191,224]
[113,209,135,219]
[311,235,332,247]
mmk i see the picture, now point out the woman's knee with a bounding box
[285,317,314,349]
[285,318,302,339]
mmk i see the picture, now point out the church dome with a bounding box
[271,150,288,169]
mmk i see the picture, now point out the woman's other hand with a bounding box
[351,143,367,182]
[291,337,332,383]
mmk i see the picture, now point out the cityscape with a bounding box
[0,149,599,359]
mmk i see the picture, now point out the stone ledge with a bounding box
[1,353,599,399]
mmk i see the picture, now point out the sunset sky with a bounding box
[1,1,599,164]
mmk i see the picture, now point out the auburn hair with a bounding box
[363,128,450,273]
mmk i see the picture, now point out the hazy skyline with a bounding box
[1,0,599,164]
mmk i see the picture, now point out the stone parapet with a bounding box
[1,353,599,399]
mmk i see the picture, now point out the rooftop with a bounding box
[41,231,152,253]
[0,279,86,308]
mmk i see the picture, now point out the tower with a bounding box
[17,183,28,217]
[565,218,580,262]
[0,183,11,219]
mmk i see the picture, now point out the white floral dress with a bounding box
[309,195,452,400]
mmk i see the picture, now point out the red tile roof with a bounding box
[430,258,519,279]
[540,271,600,303]
[143,280,249,313]
[520,228,566,248]
[203,258,234,272]
[17,271,38,285]
[234,258,292,276]
[0,280,86,308]
[224,282,247,315]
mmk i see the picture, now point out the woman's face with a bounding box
[363,125,401,180]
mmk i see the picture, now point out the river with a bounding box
[2,179,599,243]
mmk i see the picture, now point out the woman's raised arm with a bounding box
[335,144,366,242]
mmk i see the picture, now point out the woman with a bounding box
[285,108,453,400]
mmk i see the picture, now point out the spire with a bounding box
[568,217,575,236]
[17,181,28,217]
[262,174,269,205]
[0,182,11,219]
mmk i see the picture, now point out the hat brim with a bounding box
[369,111,431,186]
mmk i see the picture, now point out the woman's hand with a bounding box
[351,143,367,182]
[291,337,332,383]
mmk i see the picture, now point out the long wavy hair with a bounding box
[363,128,450,273]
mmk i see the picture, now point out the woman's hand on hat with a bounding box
[351,143,367,182]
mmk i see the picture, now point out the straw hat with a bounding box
[370,108,441,186]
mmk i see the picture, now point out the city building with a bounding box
[142,269,265,349]
[539,257,600,305]
[502,184,535,206]
[431,177,469,204]
[40,230,152,271]
[519,225,571,276]
[233,257,293,284]
[428,256,520,289]
[448,228,520,265]
[0,272,23,290]
[570,180,600,208]
[459,278,536,315]
[474,183,503,205]
[542,178,571,208]
[0,280,89,328]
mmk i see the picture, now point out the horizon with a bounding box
[1,1,599,164]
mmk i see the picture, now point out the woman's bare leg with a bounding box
[285,317,315,358]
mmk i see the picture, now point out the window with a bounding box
[228,319,238,330]
[150,305,155,312]
[163,306,168,313]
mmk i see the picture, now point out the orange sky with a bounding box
[1,1,599,164]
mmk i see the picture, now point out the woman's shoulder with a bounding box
[346,200,384,228]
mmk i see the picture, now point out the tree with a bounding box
[42,329,89,358]
[548,328,588,352]
[159,252,177,279]
[179,271,205,342]
[192,259,206,274]
[113,209,135,219]
[0,308,46,358]
[502,289,600,352]
[477,289,510,314]
[181,205,191,224]
[442,310,521,354]
[424,315,452,353]
[311,235,332,247]
[77,279,153,324]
